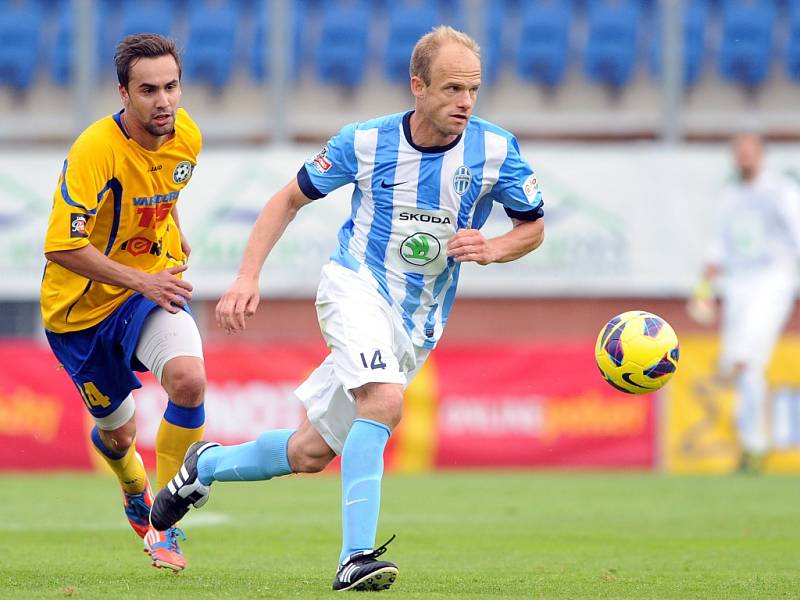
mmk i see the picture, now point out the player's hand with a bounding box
[141,264,193,314]
[686,278,717,326]
[216,276,260,334]
[447,228,495,265]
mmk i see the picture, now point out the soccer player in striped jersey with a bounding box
[41,34,207,571]
[151,26,544,590]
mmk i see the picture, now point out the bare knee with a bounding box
[162,357,205,407]
[353,383,404,430]
[99,419,136,454]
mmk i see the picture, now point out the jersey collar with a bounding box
[113,109,130,139]
[402,111,463,153]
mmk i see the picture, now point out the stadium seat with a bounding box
[435,0,465,32]
[0,1,42,91]
[482,0,511,84]
[582,0,642,89]
[315,0,371,88]
[120,0,174,40]
[50,0,132,84]
[516,0,572,89]
[384,0,438,82]
[250,0,311,83]
[785,3,800,81]
[649,0,710,87]
[718,0,776,88]
[183,0,240,89]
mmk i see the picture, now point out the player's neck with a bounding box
[408,111,457,148]
[120,109,171,152]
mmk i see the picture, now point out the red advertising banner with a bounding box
[431,343,656,468]
[0,340,655,471]
[0,341,91,470]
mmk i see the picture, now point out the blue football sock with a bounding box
[339,418,391,564]
[197,429,295,485]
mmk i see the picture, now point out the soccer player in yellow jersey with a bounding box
[41,34,205,572]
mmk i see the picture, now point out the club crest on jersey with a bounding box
[310,145,332,173]
[452,165,472,196]
[173,160,193,184]
[400,232,441,266]
[70,213,88,238]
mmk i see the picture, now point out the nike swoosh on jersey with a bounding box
[380,180,407,189]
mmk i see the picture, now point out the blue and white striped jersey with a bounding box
[297,111,543,349]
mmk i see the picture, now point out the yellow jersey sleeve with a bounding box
[44,131,114,253]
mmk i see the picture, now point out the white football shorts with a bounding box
[296,262,429,454]
[720,270,795,370]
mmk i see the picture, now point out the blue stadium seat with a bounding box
[183,0,240,89]
[482,0,512,84]
[250,0,311,83]
[785,3,800,81]
[582,0,642,88]
[516,0,572,89]
[315,0,371,88]
[49,1,72,85]
[718,0,776,87]
[50,0,113,85]
[0,1,42,91]
[120,0,174,40]
[649,0,710,86]
[384,0,438,82]
[249,0,269,82]
[435,0,465,32]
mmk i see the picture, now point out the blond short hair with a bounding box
[410,26,481,85]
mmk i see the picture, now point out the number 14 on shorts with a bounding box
[360,350,387,370]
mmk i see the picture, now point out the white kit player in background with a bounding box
[688,133,800,471]
[149,26,544,591]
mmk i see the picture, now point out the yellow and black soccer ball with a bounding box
[595,311,679,394]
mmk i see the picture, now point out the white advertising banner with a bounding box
[2,144,798,299]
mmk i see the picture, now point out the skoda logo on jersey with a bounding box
[173,160,193,184]
[400,232,441,266]
[452,165,472,196]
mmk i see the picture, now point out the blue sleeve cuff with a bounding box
[297,165,325,200]
[504,202,544,222]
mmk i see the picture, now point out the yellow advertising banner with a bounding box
[665,334,800,473]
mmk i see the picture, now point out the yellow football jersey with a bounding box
[41,107,202,333]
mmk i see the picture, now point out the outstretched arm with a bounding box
[216,178,313,333]
[446,218,544,265]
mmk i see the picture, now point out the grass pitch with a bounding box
[1,471,798,599]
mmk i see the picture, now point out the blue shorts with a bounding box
[46,293,191,420]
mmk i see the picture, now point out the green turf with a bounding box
[1,471,798,599]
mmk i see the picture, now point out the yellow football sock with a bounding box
[91,427,147,494]
[156,418,205,491]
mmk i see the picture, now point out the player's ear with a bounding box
[118,83,129,106]
[410,75,426,100]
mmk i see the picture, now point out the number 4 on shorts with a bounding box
[78,381,111,409]
[360,350,387,370]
